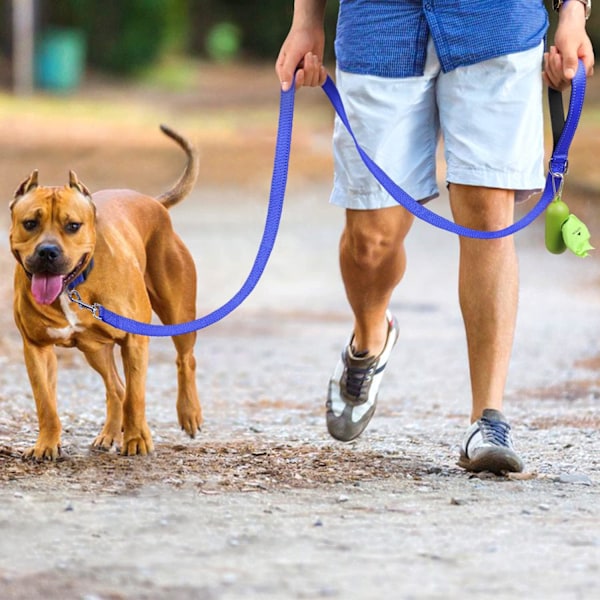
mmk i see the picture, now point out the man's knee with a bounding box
[342,207,412,270]
[449,184,515,231]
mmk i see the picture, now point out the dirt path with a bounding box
[1,65,599,599]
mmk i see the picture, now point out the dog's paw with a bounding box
[121,427,154,456]
[179,414,203,439]
[22,441,62,461]
[92,427,123,452]
[177,403,203,439]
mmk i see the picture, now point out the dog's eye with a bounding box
[65,222,82,234]
[22,220,38,231]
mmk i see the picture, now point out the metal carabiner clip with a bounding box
[551,171,565,199]
[67,289,102,320]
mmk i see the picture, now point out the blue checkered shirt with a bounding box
[335,0,549,77]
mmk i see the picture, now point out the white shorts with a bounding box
[330,39,545,209]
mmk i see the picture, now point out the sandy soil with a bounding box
[0,64,599,600]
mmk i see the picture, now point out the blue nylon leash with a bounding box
[70,61,586,336]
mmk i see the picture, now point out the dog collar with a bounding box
[67,258,95,291]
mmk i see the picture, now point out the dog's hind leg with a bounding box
[83,344,125,451]
[147,242,202,438]
[172,331,202,437]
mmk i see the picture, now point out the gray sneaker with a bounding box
[458,408,524,474]
[326,312,399,442]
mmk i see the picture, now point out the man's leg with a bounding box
[340,205,414,355]
[326,205,414,442]
[449,183,518,422]
[450,183,524,474]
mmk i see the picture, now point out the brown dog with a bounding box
[9,125,202,460]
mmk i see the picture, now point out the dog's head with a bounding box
[10,170,96,305]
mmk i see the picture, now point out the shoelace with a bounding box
[479,416,512,448]
[343,357,377,401]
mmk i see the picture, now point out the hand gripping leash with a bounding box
[69,61,587,336]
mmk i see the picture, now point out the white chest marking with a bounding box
[46,294,85,340]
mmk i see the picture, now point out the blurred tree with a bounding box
[42,0,188,75]
[188,0,339,61]
[224,0,295,58]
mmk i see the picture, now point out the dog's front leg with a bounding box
[22,343,62,460]
[83,345,125,451]
[120,336,154,456]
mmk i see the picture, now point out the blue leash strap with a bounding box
[321,59,587,239]
[71,61,586,336]
[89,84,296,337]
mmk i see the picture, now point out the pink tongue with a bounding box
[31,273,65,305]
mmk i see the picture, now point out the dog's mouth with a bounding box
[29,254,89,306]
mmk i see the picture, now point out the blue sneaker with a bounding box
[458,409,524,474]
[326,312,399,442]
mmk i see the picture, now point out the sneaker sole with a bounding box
[458,447,524,475]
[326,399,376,442]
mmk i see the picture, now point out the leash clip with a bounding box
[550,170,565,198]
[67,289,102,320]
[549,157,569,177]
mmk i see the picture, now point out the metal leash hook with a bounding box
[551,170,565,199]
[67,289,102,320]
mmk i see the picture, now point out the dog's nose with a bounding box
[36,244,61,263]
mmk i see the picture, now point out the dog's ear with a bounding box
[12,170,39,205]
[69,170,92,199]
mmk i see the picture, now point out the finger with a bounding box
[557,43,580,81]
[543,49,563,90]
[276,48,304,92]
[299,53,314,87]
[580,48,596,77]
[543,71,564,91]
[551,50,570,89]
[318,65,328,86]
[302,52,328,88]
[276,52,294,91]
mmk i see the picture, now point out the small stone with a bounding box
[555,473,593,486]
[222,573,237,585]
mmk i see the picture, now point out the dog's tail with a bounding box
[156,124,200,209]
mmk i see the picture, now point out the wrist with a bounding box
[293,0,327,28]
[553,0,591,20]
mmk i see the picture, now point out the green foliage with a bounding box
[44,0,183,75]
[205,22,242,62]
[41,0,339,74]
[223,1,295,58]
[188,0,339,60]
